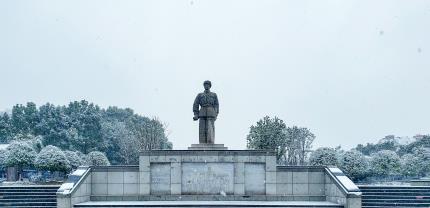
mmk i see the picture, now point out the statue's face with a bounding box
[204,83,211,90]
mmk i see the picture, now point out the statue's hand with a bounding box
[193,115,199,121]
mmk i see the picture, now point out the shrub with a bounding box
[86,151,110,166]
[35,145,70,172]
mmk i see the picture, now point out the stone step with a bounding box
[0,201,57,207]
[0,192,57,195]
[361,202,430,207]
[363,195,430,199]
[363,198,430,203]
[362,192,430,196]
[359,186,430,189]
[0,198,57,203]
[0,186,60,189]
[0,195,58,199]
[360,189,430,192]
[74,201,343,208]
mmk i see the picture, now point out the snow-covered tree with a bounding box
[284,126,315,165]
[400,154,421,177]
[246,116,288,162]
[86,151,110,166]
[63,150,83,170]
[370,150,400,177]
[339,150,368,181]
[35,145,70,172]
[309,147,339,166]
[5,141,36,168]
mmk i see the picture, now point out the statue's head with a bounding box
[203,80,212,90]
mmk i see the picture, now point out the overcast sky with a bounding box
[1,0,429,150]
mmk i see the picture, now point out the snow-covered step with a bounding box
[0,185,59,208]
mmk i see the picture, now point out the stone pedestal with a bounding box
[139,150,276,196]
[188,143,228,150]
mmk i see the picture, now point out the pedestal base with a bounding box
[188,143,228,150]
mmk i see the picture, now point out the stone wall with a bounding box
[276,166,326,201]
[90,166,139,201]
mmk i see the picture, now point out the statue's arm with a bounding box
[193,94,200,116]
[214,93,219,115]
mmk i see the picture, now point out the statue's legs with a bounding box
[206,118,215,144]
[199,117,215,144]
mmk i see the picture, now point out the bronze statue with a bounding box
[193,80,219,144]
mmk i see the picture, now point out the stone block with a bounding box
[234,162,244,184]
[244,163,265,195]
[197,155,219,162]
[181,155,199,162]
[57,197,71,208]
[293,196,310,201]
[266,171,276,183]
[108,183,123,195]
[293,171,308,183]
[90,196,106,201]
[166,155,181,162]
[150,163,171,194]
[139,183,150,195]
[171,183,181,195]
[266,183,277,195]
[139,156,150,172]
[122,196,139,200]
[108,171,123,183]
[276,183,292,195]
[277,171,292,183]
[92,172,107,184]
[92,183,107,195]
[249,155,265,163]
[265,156,276,171]
[309,183,325,195]
[171,163,181,184]
[234,183,245,195]
[346,197,362,208]
[140,171,150,184]
[218,155,234,162]
[150,155,166,162]
[309,196,326,201]
[235,155,249,163]
[86,183,91,196]
[106,196,123,201]
[123,184,139,195]
[309,171,325,183]
[124,171,138,184]
[293,183,309,195]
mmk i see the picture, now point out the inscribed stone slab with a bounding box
[150,163,171,194]
[181,162,234,195]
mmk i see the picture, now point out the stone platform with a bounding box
[188,144,228,150]
[57,150,362,208]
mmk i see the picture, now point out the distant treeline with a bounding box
[0,100,172,165]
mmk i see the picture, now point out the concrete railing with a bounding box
[324,167,361,208]
[57,166,92,208]
[276,166,361,208]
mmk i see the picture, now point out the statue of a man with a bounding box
[193,80,219,144]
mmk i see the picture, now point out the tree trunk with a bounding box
[6,166,18,181]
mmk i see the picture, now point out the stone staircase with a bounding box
[0,185,60,208]
[359,185,430,207]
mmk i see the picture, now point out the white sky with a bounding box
[1,0,429,150]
